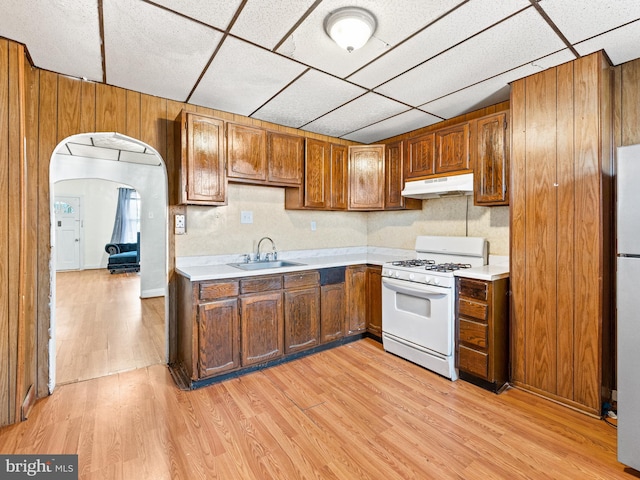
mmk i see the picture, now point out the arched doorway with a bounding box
[48,132,168,391]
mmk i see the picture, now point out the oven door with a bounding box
[381,276,453,356]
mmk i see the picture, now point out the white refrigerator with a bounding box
[616,144,640,471]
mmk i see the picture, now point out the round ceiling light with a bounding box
[324,7,377,53]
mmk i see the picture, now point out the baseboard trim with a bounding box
[141,288,165,298]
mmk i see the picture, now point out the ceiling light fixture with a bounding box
[324,7,376,53]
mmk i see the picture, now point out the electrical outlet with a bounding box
[175,214,186,235]
[241,211,253,224]
[311,221,317,231]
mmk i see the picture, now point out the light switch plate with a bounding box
[241,211,253,224]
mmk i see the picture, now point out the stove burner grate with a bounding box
[391,259,435,267]
[424,262,473,272]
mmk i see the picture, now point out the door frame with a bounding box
[48,132,169,393]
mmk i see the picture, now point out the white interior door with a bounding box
[55,196,81,271]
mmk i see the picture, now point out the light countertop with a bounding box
[454,264,510,281]
[176,248,411,282]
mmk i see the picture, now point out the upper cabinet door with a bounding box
[227,123,267,182]
[348,145,385,211]
[304,138,330,208]
[329,144,348,210]
[180,111,226,205]
[435,123,470,173]
[267,131,303,186]
[406,133,435,178]
[474,112,509,206]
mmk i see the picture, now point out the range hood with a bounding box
[401,173,474,199]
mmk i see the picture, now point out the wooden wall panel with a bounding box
[555,61,575,401]
[0,39,10,427]
[140,94,166,158]
[620,60,640,146]
[57,75,81,143]
[523,68,558,395]
[95,83,126,132]
[509,79,526,385]
[125,90,141,140]
[573,55,605,409]
[79,81,95,133]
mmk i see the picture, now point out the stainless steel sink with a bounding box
[228,260,305,271]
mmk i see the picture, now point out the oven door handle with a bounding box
[382,277,448,297]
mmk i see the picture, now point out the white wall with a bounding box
[176,183,368,257]
[51,155,166,298]
[368,197,510,256]
[54,178,129,269]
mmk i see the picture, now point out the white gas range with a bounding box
[381,236,488,380]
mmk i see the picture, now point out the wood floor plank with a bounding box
[0,339,635,479]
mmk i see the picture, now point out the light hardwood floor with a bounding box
[1,338,636,479]
[55,269,165,385]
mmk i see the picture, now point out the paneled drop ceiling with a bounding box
[2,0,639,144]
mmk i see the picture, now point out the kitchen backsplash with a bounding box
[175,183,509,258]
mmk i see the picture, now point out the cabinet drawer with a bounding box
[458,345,488,379]
[240,275,283,294]
[199,280,239,301]
[459,298,488,322]
[459,319,488,348]
[284,271,319,289]
[459,278,488,301]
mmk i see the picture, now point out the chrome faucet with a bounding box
[256,237,277,262]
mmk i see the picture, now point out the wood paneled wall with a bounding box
[0,39,33,427]
[614,57,640,147]
[2,37,363,419]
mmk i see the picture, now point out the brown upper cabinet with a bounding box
[348,145,385,210]
[385,140,421,210]
[303,138,331,209]
[227,123,267,182]
[329,144,348,210]
[177,111,227,206]
[267,131,303,186]
[406,132,436,178]
[435,122,470,173]
[473,112,509,206]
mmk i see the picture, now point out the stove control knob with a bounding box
[395,271,400,278]
[409,273,415,280]
[432,278,440,285]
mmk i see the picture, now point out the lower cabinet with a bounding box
[366,266,382,337]
[175,266,375,386]
[197,299,240,377]
[455,276,509,392]
[345,265,367,335]
[284,271,320,354]
[320,283,345,343]
[240,290,284,366]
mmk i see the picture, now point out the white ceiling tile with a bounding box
[375,8,567,107]
[302,93,408,137]
[252,70,365,128]
[343,110,441,144]
[575,20,640,66]
[540,0,640,44]
[190,37,307,116]
[103,0,223,101]
[149,0,243,30]
[67,143,120,161]
[0,0,103,81]
[231,0,317,50]
[276,0,466,78]
[119,150,161,166]
[420,50,576,118]
[349,0,530,88]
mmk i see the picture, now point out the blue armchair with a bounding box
[105,232,140,274]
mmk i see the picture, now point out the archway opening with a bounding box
[49,132,168,391]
